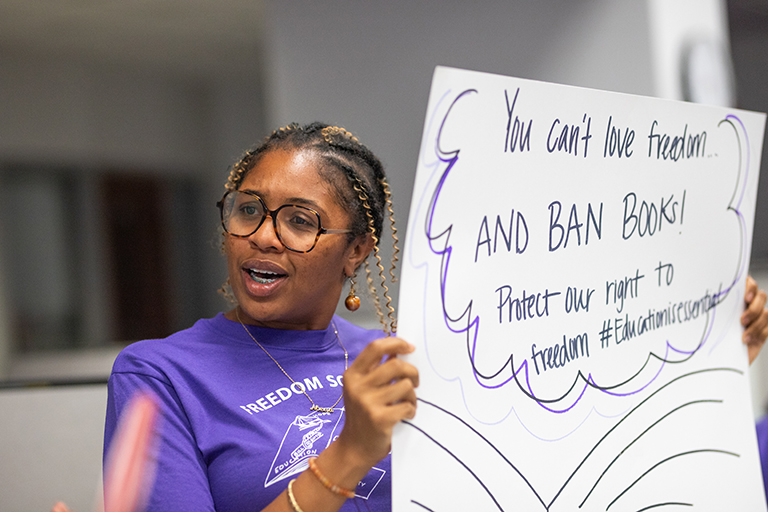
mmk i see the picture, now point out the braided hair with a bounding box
[223,122,399,334]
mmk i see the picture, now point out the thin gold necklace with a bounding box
[235,309,348,413]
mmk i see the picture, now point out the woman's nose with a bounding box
[248,215,283,251]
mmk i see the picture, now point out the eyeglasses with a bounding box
[217,190,352,253]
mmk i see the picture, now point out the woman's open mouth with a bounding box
[241,263,288,297]
[246,268,286,284]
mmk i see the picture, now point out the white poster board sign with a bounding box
[394,66,767,511]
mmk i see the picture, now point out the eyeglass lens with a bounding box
[222,191,321,251]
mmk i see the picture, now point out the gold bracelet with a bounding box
[307,457,356,499]
[287,479,305,512]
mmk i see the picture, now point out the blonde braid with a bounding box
[364,258,385,327]
[352,179,396,334]
[380,178,399,283]
[373,230,397,334]
[321,126,360,144]
[225,154,251,191]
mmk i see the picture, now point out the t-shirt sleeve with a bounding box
[105,366,216,511]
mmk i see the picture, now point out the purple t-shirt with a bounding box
[104,313,390,511]
[757,416,768,499]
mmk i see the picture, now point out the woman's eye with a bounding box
[289,213,317,230]
[238,204,260,217]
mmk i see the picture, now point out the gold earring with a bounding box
[345,275,360,311]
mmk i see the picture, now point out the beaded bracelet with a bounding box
[307,457,356,499]
[287,479,305,512]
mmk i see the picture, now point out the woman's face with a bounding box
[224,148,371,330]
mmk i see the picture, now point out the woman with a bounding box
[105,123,415,512]
[104,122,768,512]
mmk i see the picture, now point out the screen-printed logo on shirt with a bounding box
[265,410,344,487]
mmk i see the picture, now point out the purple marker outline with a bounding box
[420,89,752,415]
[410,89,527,426]
[708,114,751,353]
[409,88,472,387]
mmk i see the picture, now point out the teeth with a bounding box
[247,268,280,284]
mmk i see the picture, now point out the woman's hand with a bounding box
[336,337,419,468]
[743,275,768,365]
[259,339,418,512]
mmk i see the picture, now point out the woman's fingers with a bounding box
[343,336,419,420]
[337,337,419,465]
[742,276,765,326]
[353,383,418,436]
[742,291,767,328]
[373,398,418,424]
[744,296,768,336]
[345,339,419,414]
[374,377,418,409]
[742,275,768,365]
[745,275,758,304]
[349,337,415,374]
[365,356,420,389]
[744,304,768,362]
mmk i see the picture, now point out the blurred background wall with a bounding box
[1,0,767,510]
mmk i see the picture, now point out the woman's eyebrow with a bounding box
[241,189,324,211]
[285,196,319,207]
[286,197,327,214]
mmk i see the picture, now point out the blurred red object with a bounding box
[101,392,159,512]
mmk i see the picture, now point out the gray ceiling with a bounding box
[0,0,266,77]
[2,0,764,78]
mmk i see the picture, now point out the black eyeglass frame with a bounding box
[217,190,352,253]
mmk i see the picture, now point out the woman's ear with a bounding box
[343,234,375,277]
